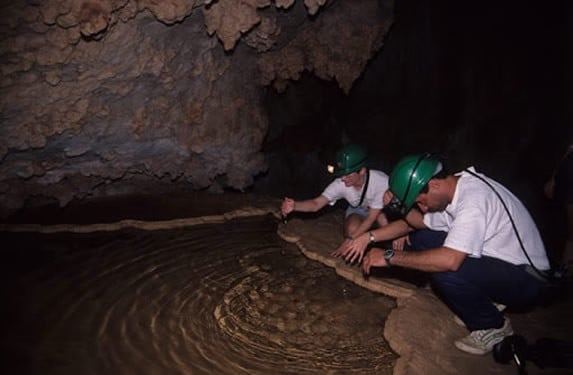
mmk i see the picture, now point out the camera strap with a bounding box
[464,168,560,283]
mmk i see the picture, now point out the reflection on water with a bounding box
[1,216,396,374]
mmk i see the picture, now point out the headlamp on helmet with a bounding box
[327,144,368,177]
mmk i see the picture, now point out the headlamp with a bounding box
[383,194,408,221]
[327,164,335,174]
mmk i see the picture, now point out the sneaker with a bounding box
[453,302,507,327]
[454,318,513,355]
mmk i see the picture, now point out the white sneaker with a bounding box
[453,302,507,327]
[454,318,513,355]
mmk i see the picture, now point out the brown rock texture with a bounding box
[204,0,270,51]
[2,193,571,373]
[0,0,393,217]
[278,209,573,375]
[259,0,392,93]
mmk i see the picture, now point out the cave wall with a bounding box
[2,0,568,223]
[0,0,394,217]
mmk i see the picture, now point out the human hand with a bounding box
[392,235,410,251]
[331,237,352,258]
[331,234,369,264]
[281,197,295,216]
[362,248,389,275]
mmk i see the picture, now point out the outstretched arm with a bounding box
[281,195,329,216]
[363,246,467,274]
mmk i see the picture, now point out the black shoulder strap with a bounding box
[357,169,370,207]
[464,168,554,282]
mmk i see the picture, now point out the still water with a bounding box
[2,215,397,374]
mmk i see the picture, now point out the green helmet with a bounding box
[329,144,367,177]
[388,153,442,215]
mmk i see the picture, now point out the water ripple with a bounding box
[2,217,396,374]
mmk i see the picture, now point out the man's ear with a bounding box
[428,179,440,191]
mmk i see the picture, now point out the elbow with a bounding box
[447,262,461,272]
[439,247,466,272]
[445,255,465,272]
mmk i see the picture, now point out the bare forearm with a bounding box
[293,198,326,212]
[294,202,317,212]
[390,247,465,272]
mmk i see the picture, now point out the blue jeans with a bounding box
[406,229,546,331]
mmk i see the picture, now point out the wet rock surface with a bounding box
[2,192,572,374]
[280,209,573,375]
[0,193,397,374]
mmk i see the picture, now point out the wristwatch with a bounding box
[368,231,375,243]
[384,249,395,267]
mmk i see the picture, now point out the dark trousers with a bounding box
[432,257,546,330]
[406,229,447,251]
[407,229,546,331]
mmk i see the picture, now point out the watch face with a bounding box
[384,249,394,260]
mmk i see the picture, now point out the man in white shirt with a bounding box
[281,144,390,243]
[338,153,551,355]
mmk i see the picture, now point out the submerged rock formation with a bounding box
[0,0,393,217]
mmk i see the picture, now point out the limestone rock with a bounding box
[0,0,394,217]
[204,0,271,51]
[258,0,392,93]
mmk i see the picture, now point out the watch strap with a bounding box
[368,231,375,243]
[384,249,394,267]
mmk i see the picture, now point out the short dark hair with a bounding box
[419,165,449,194]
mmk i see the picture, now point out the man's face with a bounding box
[340,171,360,187]
[414,180,448,213]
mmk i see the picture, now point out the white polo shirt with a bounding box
[321,169,388,210]
[424,167,550,270]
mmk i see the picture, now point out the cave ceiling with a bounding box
[0,0,393,217]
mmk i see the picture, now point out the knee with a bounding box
[344,215,361,236]
[431,271,464,291]
[376,213,389,227]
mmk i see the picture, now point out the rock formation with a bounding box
[0,0,394,217]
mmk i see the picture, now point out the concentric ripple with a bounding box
[2,216,397,374]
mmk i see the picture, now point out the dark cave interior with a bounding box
[257,0,570,207]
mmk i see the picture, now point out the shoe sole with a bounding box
[454,333,510,355]
[454,341,490,355]
[454,319,513,355]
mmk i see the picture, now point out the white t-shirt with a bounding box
[321,169,388,210]
[424,167,550,270]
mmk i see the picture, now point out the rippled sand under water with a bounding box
[1,216,397,374]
